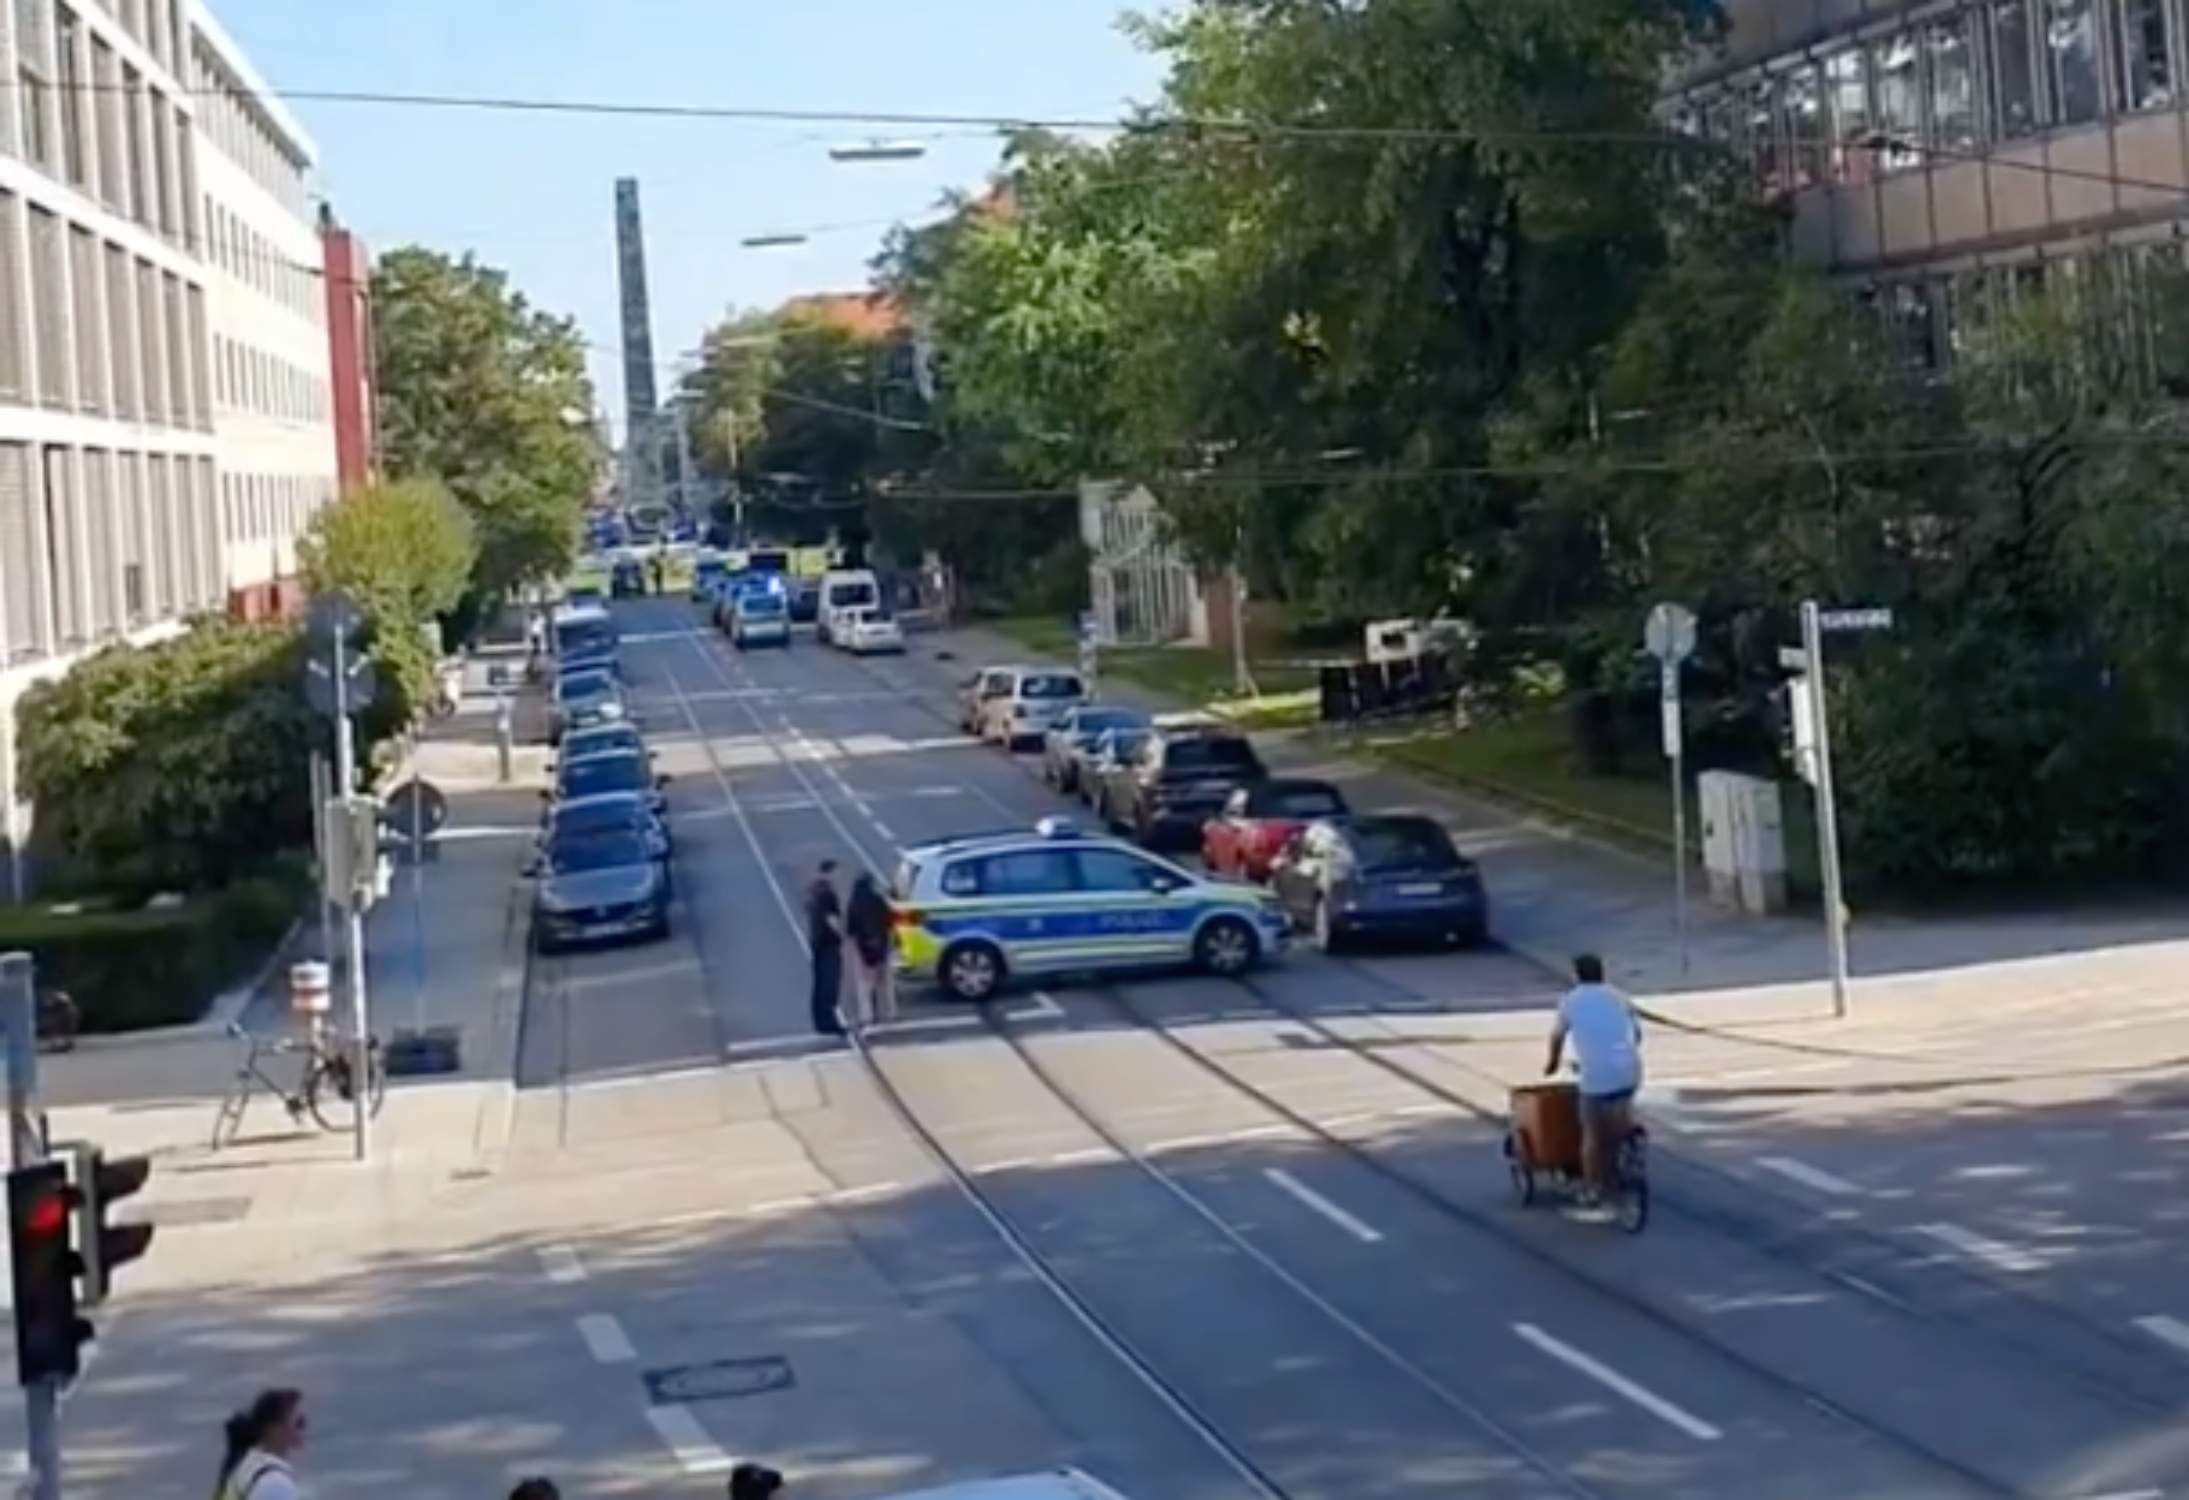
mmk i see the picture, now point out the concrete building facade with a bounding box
[1674,0,2189,363]
[319,209,376,495]
[189,6,334,622]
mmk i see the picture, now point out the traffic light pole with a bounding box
[3,952,62,1500]
[331,631,372,1164]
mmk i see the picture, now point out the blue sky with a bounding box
[211,1,1169,434]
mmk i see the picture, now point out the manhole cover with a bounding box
[143,1196,251,1227]
[644,1356,794,1406]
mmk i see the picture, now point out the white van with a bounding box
[818,568,882,646]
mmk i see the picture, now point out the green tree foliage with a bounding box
[373,247,596,611]
[299,479,478,734]
[15,622,317,896]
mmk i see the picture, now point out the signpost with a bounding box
[304,595,376,1162]
[383,777,447,1037]
[1796,600,1895,1019]
[1644,602,1698,975]
[1077,611,1100,685]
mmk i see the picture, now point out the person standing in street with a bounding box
[215,1388,307,1500]
[806,859,846,1036]
[846,871,897,1030]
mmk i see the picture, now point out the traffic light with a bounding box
[8,1163,89,1386]
[75,1147,153,1306]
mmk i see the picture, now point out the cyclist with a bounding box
[1543,953,1641,1203]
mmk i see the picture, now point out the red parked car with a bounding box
[1202,778,1349,881]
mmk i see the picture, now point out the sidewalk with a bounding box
[28,641,551,1293]
[928,625,2189,1021]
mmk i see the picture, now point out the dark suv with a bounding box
[1097,727,1269,849]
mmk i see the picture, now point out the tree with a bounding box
[299,479,478,733]
[373,247,596,614]
[15,622,317,896]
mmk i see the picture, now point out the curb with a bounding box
[468,843,535,1169]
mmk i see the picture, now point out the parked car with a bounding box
[1094,726,1267,849]
[531,828,671,953]
[1268,814,1489,952]
[551,749,667,817]
[556,722,651,765]
[730,586,793,648]
[979,668,1089,751]
[839,606,904,655]
[817,567,882,646]
[958,665,1017,734]
[1202,778,1349,882]
[549,669,626,743]
[787,581,821,624]
[611,557,647,597]
[544,791,672,861]
[1076,725,1153,808]
[690,556,728,602]
[1042,705,1153,793]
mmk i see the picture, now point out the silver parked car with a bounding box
[1042,705,1152,793]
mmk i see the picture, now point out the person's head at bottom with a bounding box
[731,1462,784,1500]
[1572,953,1604,986]
[220,1389,306,1481]
[510,1481,560,1500]
[817,858,838,882]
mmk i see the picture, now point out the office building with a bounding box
[319,205,376,496]
[1672,0,2189,365]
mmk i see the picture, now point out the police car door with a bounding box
[970,847,1086,975]
[1071,847,1195,963]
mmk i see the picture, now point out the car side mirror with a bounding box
[1149,875,1186,896]
[538,789,552,803]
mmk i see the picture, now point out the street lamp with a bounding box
[829,140,927,163]
[740,233,809,249]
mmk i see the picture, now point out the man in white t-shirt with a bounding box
[1545,953,1642,1199]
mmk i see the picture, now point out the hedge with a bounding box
[0,866,307,1033]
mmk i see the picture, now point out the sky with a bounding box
[209,0,1170,437]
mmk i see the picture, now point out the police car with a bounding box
[891,818,1288,1001]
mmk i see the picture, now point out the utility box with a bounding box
[1698,771,1787,915]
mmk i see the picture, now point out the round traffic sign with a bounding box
[1644,601,1697,663]
[380,779,449,839]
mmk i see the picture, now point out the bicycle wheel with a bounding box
[305,1043,389,1132]
[1614,1134,1649,1234]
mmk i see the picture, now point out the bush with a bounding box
[0,866,307,1032]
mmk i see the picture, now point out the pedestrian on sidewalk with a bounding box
[846,870,897,1029]
[215,1388,307,1500]
[806,858,846,1036]
[1544,952,1642,1206]
[730,1463,784,1500]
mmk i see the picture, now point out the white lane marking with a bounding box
[2132,1314,2189,1355]
[563,957,704,994]
[975,1156,1035,1174]
[1323,1112,1372,1130]
[1755,1156,1865,1197]
[1394,1101,1457,1118]
[646,1404,734,1475]
[1023,989,1066,1019]
[537,1246,586,1284]
[871,820,897,840]
[1145,1134,1219,1155]
[1047,1146,1115,1167]
[1512,1323,1723,1441]
[1914,1222,2044,1274]
[827,1181,901,1205]
[1223,1123,1293,1144]
[1263,1168,1384,1244]
[865,1012,984,1036]
[576,1313,636,1364]
[2075,1490,2162,1500]
[747,1195,817,1216]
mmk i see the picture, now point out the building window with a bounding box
[120,454,147,625]
[1873,33,1926,170]
[2048,0,2103,125]
[150,92,176,240]
[42,446,80,646]
[161,273,187,425]
[82,451,115,637]
[1994,0,2042,136]
[1781,63,1827,190]
[0,444,42,660]
[1825,48,1873,183]
[105,244,135,420]
[29,208,67,409]
[186,285,208,430]
[136,258,165,422]
[124,67,151,229]
[55,6,86,191]
[92,39,123,214]
[16,0,53,171]
[2116,0,2174,110]
[0,193,24,400]
[68,227,102,416]
[1927,17,1978,153]
[1745,77,1784,194]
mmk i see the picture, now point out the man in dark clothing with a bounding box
[806,859,845,1036]
[845,871,896,1030]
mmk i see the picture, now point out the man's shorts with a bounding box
[1580,1088,1636,1134]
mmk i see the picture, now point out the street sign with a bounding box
[380,779,449,840]
[305,592,362,643]
[303,654,377,719]
[1660,692,1682,758]
[1789,674,1819,785]
[1778,646,1810,672]
[1644,601,1697,663]
[1077,610,1100,679]
[1819,606,1894,633]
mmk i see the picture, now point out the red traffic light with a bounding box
[22,1193,66,1237]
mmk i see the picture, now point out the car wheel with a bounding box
[1313,898,1344,955]
[939,941,1006,1003]
[1194,916,1259,977]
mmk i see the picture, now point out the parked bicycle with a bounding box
[212,1021,387,1148]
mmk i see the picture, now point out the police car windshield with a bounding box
[1021,674,1083,699]
[561,755,647,799]
[547,831,648,874]
[1349,819,1462,873]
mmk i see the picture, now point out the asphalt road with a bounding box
[507,597,2189,1500]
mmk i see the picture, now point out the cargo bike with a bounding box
[1502,1081,1649,1233]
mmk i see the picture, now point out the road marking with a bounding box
[537,1246,586,1284]
[1047,1146,1115,1167]
[1394,1102,1457,1118]
[2074,1490,2162,1500]
[563,957,703,994]
[747,1195,816,1216]
[575,1313,636,1363]
[2133,1314,2189,1355]
[1023,989,1066,1019]
[1222,1123,1294,1144]
[827,1181,901,1205]
[1756,1156,1865,1196]
[1145,1133,1219,1154]
[1511,1323,1723,1441]
[1264,1168,1383,1244]
[646,1404,734,1475]
[976,1156,1035,1174]
[1914,1222,2043,1273]
[871,819,897,840]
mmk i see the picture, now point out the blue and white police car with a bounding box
[890,818,1288,1001]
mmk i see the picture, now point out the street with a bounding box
[22,597,2189,1500]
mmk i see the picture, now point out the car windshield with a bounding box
[1021,673,1083,700]
[1348,820,1463,872]
[1073,708,1146,739]
[557,622,615,657]
[558,672,614,701]
[827,580,878,609]
[547,831,648,874]
[552,799,645,837]
[1106,730,1151,759]
[560,755,647,799]
[1164,737,1260,772]
[1256,785,1346,818]
[740,593,785,617]
[563,729,640,758]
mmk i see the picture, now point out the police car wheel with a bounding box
[940,941,1006,1003]
[1195,916,1259,977]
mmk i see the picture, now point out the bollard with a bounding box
[495,692,514,784]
